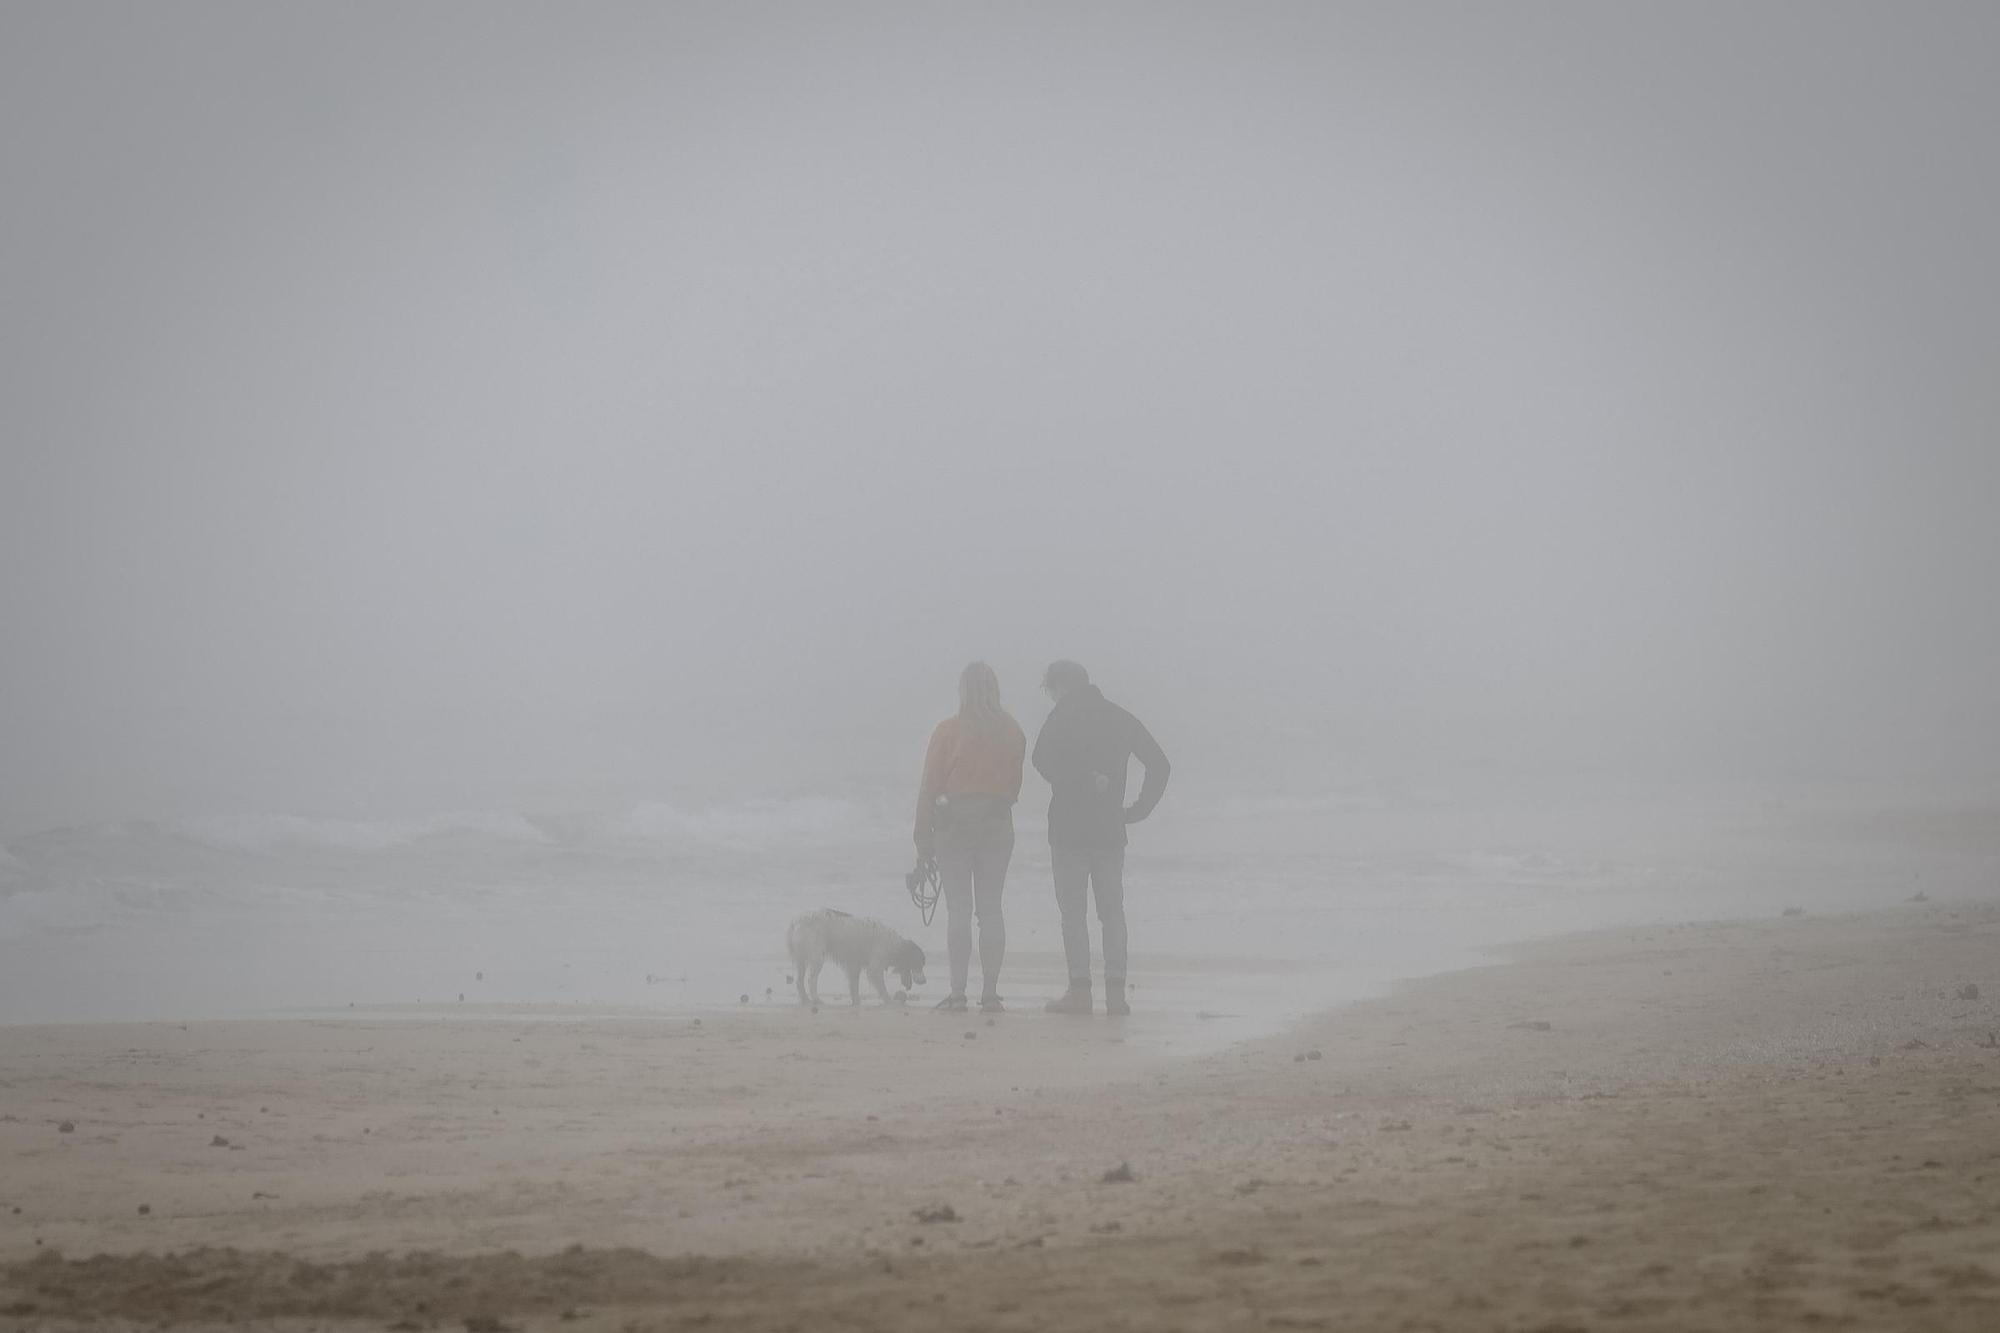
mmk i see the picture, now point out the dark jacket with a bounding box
[1031,684,1171,849]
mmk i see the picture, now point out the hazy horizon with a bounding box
[5,3,1997,836]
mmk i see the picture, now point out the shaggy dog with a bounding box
[786,909,926,1006]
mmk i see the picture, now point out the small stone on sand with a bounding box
[1101,1162,1136,1183]
[57,1121,74,1134]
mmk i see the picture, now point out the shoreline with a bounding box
[4,899,1999,1329]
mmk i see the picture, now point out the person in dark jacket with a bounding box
[1030,660,1170,1016]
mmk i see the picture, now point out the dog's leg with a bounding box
[845,964,862,1007]
[793,945,810,1006]
[868,966,893,1005]
[807,958,826,1004]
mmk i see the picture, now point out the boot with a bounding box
[1104,979,1130,1017]
[1044,982,1093,1015]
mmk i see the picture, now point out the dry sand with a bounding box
[4,901,1998,1330]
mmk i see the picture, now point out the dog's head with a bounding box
[891,939,927,990]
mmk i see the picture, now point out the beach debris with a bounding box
[1307,1049,1323,1061]
[740,994,750,1004]
[765,987,773,997]
[1213,1247,1266,1266]
[210,1135,230,1148]
[1902,1039,1932,1050]
[1509,1020,1554,1032]
[137,1204,150,1216]
[260,1106,269,1113]
[913,1203,959,1224]
[1869,1056,1883,1067]
[1090,1220,1123,1233]
[476,971,484,980]
[1958,983,1981,1001]
[252,1191,276,1199]
[463,1317,515,1333]
[558,1310,583,1323]
[1909,891,1930,902]
[1781,906,1805,917]
[692,1018,702,1028]
[57,1121,74,1134]
[1294,1054,1305,1062]
[1101,1162,1136,1184]
[458,993,465,1002]
[1379,1120,1413,1132]
[964,1030,976,1040]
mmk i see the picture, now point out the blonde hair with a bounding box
[957,661,1014,739]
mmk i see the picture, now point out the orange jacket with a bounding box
[915,714,1026,839]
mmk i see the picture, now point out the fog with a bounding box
[4,1,1998,839]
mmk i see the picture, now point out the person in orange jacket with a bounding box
[914,662,1026,1012]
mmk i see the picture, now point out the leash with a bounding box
[905,856,940,926]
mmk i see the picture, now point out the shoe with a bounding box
[1105,988,1130,1017]
[1043,985,1093,1015]
[978,993,1005,1013]
[934,993,968,1011]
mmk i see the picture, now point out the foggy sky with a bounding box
[3,2,1997,833]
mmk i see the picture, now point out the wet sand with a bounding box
[4,901,1998,1330]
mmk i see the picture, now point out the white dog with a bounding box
[786,909,927,1006]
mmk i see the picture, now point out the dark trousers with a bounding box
[937,806,1013,997]
[1051,842,1125,985]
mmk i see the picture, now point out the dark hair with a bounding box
[1042,660,1089,695]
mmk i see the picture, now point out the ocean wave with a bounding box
[605,796,898,846]
[171,811,555,853]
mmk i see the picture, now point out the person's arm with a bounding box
[1123,713,1171,824]
[1030,712,1058,786]
[914,721,952,854]
[1005,718,1027,804]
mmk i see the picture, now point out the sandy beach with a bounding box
[3,900,1997,1330]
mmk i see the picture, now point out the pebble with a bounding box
[57,1121,74,1134]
